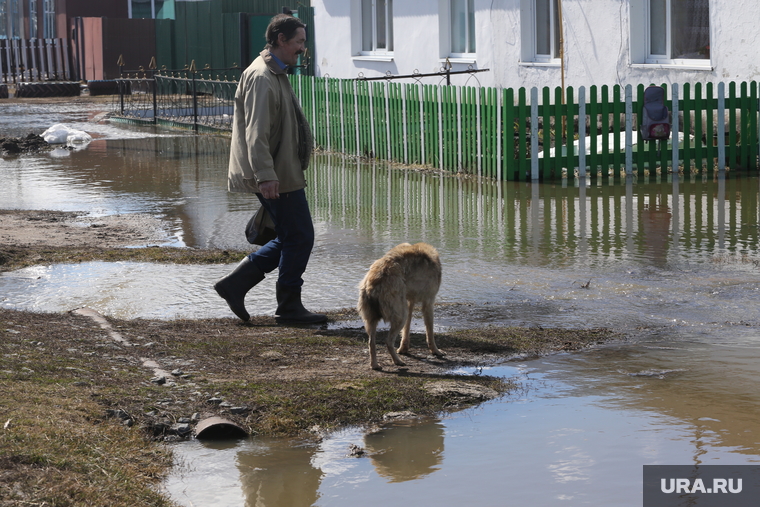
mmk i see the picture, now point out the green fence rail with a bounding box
[292,76,760,182]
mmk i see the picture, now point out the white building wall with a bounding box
[311,0,760,90]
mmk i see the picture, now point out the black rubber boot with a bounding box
[214,257,265,322]
[275,283,328,324]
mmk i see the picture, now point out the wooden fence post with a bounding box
[579,86,586,178]
[339,79,346,154]
[311,74,317,148]
[518,87,528,180]
[530,87,539,180]
[671,83,680,174]
[476,86,482,177]
[496,87,503,181]
[503,87,515,180]
[324,78,330,152]
[437,85,443,170]
[567,86,576,175]
[728,82,737,170]
[385,81,391,161]
[718,82,726,171]
[368,82,376,158]
[695,82,704,172]
[625,84,633,176]
[456,86,462,172]
[418,84,425,165]
[352,80,359,157]
[402,84,408,165]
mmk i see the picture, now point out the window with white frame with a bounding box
[450,0,475,55]
[534,0,560,61]
[43,0,55,38]
[520,0,560,63]
[647,0,710,62]
[361,0,393,54]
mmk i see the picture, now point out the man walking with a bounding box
[214,13,326,325]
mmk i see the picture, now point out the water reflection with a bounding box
[639,194,672,267]
[363,420,444,482]
[0,135,246,250]
[308,155,760,271]
[3,135,759,271]
[167,419,446,507]
[237,440,322,506]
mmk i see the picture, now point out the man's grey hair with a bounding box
[265,14,306,48]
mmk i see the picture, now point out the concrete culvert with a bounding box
[194,416,248,440]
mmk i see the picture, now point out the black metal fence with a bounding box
[111,68,241,132]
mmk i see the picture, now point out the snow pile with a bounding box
[41,124,93,148]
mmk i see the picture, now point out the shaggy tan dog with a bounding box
[357,242,444,370]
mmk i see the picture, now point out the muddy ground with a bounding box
[0,207,619,506]
[0,209,619,432]
[0,209,170,248]
[0,133,49,154]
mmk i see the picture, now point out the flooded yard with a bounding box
[3,100,760,506]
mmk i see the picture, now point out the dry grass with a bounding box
[0,310,175,506]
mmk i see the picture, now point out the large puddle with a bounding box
[165,333,760,506]
[3,100,760,505]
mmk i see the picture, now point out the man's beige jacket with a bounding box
[227,50,307,194]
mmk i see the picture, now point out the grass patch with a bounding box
[0,386,174,507]
[441,325,615,355]
[0,311,175,505]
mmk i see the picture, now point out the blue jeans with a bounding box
[247,188,314,289]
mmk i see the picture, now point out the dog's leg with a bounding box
[397,298,415,355]
[422,300,445,358]
[385,319,407,367]
[366,320,382,370]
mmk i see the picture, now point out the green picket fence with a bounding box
[292,75,760,181]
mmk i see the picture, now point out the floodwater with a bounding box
[3,101,760,506]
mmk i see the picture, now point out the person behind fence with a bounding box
[214,13,327,325]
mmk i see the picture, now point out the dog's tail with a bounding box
[357,287,383,324]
